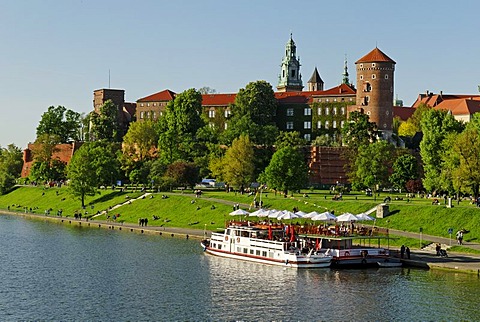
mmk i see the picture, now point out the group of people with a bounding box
[400,245,411,259]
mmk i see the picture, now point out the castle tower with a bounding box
[355,47,396,136]
[277,34,303,92]
[307,67,324,91]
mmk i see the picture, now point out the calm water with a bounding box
[0,214,479,321]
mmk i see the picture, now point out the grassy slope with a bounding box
[1,187,479,250]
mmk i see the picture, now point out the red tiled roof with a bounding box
[356,47,396,64]
[137,89,176,102]
[202,93,236,106]
[434,98,480,115]
[393,106,416,121]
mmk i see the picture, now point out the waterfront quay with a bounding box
[2,209,480,275]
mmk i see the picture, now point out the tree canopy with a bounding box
[262,146,308,195]
[36,106,82,143]
[90,100,121,142]
[0,144,23,194]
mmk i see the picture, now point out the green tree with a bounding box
[30,133,65,182]
[158,89,205,163]
[443,128,480,198]
[389,154,419,191]
[90,100,120,142]
[67,142,120,207]
[353,141,395,193]
[341,111,378,150]
[420,109,463,193]
[164,161,199,188]
[222,80,278,146]
[0,144,23,194]
[275,131,306,149]
[36,106,82,143]
[210,135,255,189]
[262,146,308,195]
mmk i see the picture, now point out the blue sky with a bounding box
[1,0,479,149]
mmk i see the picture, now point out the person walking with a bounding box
[406,247,411,259]
[400,245,405,259]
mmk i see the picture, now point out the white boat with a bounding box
[299,235,392,268]
[201,223,332,268]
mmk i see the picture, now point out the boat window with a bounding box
[241,231,249,237]
[243,248,248,254]
[262,251,267,257]
[226,229,231,235]
[218,244,221,250]
[250,249,254,254]
[256,250,261,256]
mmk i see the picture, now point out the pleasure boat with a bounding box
[201,223,332,268]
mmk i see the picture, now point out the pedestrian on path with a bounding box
[406,247,411,259]
[400,245,405,259]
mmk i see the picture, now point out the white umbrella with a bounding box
[304,211,320,219]
[336,213,359,222]
[229,209,250,216]
[249,209,265,217]
[294,210,307,218]
[277,211,299,220]
[267,210,281,219]
[311,211,337,221]
[356,213,375,221]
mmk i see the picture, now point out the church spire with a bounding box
[342,54,350,85]
[277,34,303,92]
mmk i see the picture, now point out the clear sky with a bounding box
[1,0,479,149]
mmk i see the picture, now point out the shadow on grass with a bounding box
[388,209,400,216]
[88,191,126,205]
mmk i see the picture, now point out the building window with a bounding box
[304,134,311,141]
[325,121,329,129]
[360,75,363,80]
[304,121,311,129]
[317,107,322,115]
[317,121,322,129]
[160,111,163,117]
[147,103,150,107]
[304,108,311,116]
[364,83,372,92]
[224,110,231,118]
[153,112,156,119]
[334,98,337,102]
[333,120,337,129]
[286,122,294,130]
[208,110,215,118]
[372,74,376,79]
[140,111,144,119]
[224,123,228,130]
[140,103,144,107]
[209,122,214,128]
[360,64,363,68]
[341,120,345,128]
[372,63,376,67]
[287,108,294,116]
[333,108,337,115]
[385,74,389,79]
[325,108,329,116]
[341,107,345,115]
[291,70,296,77]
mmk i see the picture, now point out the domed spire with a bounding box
[277,33,303,92]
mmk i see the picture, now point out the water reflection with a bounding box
[0,214,479,321]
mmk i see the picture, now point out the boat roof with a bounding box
[298,234,396,241]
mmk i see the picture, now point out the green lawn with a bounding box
[1,186,479,254]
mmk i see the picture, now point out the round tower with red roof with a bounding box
[355,47,396,136]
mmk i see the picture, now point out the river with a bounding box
[0,214,478,321]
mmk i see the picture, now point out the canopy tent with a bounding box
[248,209,266,217]
[277,211,299,220]
[229,209,250,216]
[311,211,337,221]
[294,211,307,218]
[303,211,320,219]
[356,213,375,221]
[336,213,359,222]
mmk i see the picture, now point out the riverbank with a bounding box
[3,209,480,275]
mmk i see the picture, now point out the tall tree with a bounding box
[67,142,120,207]
[164,161,199,188]
[36,106,82,143]
[158,89,205,164]
[90,100,120,142]
[389,153,419,191]
[222,80,278,146]
[262,146,308,195]
[341,111,378,150]
[0,144,23,194]
[210,135,255,189]
[275,131,307,149]
[30,133,65,182]
[353,140,395,192]
[420,109,463,193]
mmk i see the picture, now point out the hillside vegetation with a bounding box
[1,186,479,250]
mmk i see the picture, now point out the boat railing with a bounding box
[331,248,389,257]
